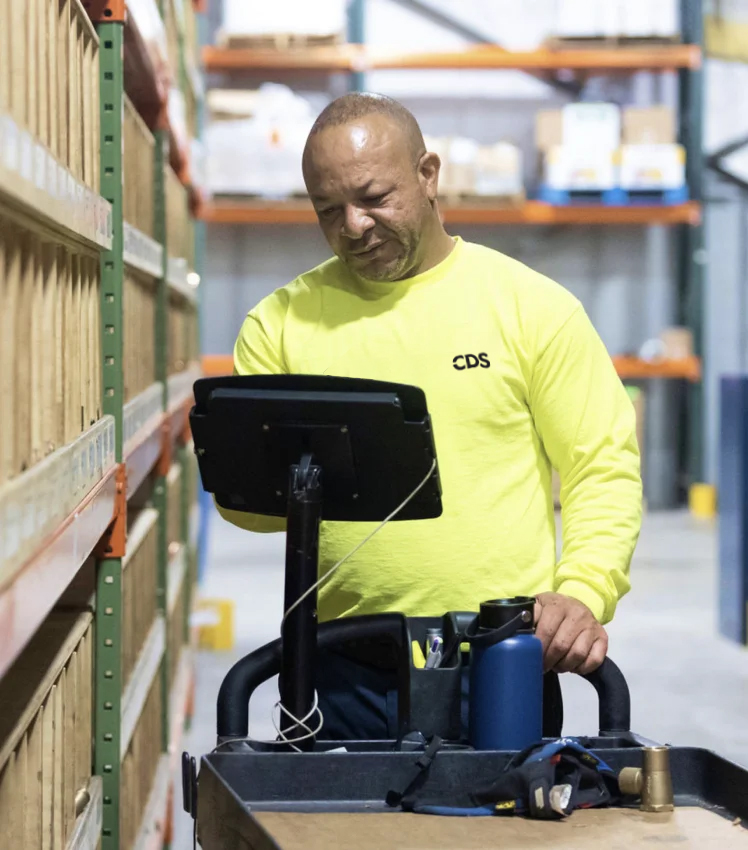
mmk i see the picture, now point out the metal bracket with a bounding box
[94,464,128,559]
[182,752,198,819]
[82,0,127,23]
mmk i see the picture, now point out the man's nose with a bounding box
[342,205,374,240]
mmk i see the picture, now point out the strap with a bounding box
[462,612,528,649]
[437,611,528,668]
[385,736,444,809]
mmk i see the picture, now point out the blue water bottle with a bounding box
[468,597,543,750]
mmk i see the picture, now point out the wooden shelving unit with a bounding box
[0,1,204,848]
[199,198,702,227]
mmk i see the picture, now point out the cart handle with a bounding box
[217,614,411,739]
[216,617,631,740]
[582,657,631,735]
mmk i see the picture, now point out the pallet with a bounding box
[545,35,681,50]
[216,31,343,51]
[536,185,689,206]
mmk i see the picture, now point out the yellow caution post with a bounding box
[689,484,717,520]
[193,598,235,651]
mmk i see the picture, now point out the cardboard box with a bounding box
[222,0,347,38]
[474,143,523,197]
[535,109,563,152]
[555,0,602,37]
[623,106,676,144]
[620,0,652,36]
[441,136,479,196]
[562,103,622,150]
[659,327,694,360]
[543,145,618,191]
[652,0,679,37]
[619,144,686,190]
[620,0,679,37]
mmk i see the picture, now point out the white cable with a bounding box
[212,459,438,754]
[282,458,438,626]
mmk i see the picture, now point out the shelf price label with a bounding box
[19,130,33,183]
[1,114,19,173]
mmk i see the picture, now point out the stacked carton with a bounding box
[553,0,679,41]
[536,104,686,197]
[426,136,525,201]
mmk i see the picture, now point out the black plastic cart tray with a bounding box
[195,745,748,849]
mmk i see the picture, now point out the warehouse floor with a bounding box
[173,509,748,848]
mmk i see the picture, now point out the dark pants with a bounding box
[316,648,564,742]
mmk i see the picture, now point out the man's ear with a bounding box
[417,151,441,201]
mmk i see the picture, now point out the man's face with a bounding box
[303,116,437,282]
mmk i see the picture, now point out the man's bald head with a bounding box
[303,93,426,168]
[301,93,449,283]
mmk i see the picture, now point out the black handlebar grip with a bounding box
[581,657,631,734]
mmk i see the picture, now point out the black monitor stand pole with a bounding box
[279,453,322,751]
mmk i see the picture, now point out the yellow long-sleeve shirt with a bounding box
[220,236,642,625]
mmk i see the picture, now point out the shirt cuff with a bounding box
[555,579,607,622]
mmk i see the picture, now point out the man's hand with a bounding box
[533,592,608,675]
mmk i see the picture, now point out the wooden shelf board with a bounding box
[198,198,701,227]
[123,5,167,131]
[168,647,194,774]
[0,113,113,249]
[121,615,166,759]
[131,648,193,850]
[202,353,702,382]
[125,411,166,500]
[133,753,171,850]
[202,43,701,73]
[0,466,118,680]
[123,6,194,190]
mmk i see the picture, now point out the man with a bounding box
[218,93,642,740]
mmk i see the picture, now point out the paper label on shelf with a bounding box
[34,143,45,191]
[75,183,84,234]
[3,502,21,561]
[1,114,18,173]
[22,493,35,543]
[36,477,49,529]
[47,155,57,199]
[85,191,94,238]
[19,131,33,182]
[58,164,66,202]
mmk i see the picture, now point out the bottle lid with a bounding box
[478,597,535,631]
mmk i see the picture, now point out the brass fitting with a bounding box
[619,746,674,813]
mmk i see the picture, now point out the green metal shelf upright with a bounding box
[94,9,127,848]
[87,1,203,847]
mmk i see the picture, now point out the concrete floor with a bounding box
[173,509,748,848]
